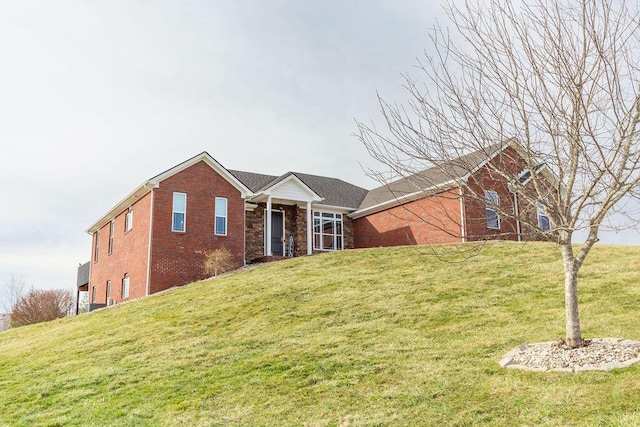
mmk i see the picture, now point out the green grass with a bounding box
[1,242,640,426]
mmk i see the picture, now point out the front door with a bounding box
[271,211,284,255]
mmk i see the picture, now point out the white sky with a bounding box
[0,1,637,299]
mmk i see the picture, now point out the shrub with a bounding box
[11,289,75,327]
[203,248,235,277]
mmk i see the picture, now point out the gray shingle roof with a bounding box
[357,145,503,212]
[228,170,278,192]
[288,172,369,209]
[229,170,369,210]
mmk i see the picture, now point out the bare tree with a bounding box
[203,247,235,278]
[1,274,26,314]
[357,0,640,348]
[10,289,75,327]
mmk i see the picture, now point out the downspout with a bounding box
[306,201,313,254]
[266,196,272,256]
[243,200,247,266]
[145,190,155,296]
[459,187,466,243]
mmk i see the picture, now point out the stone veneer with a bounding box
[245,203,354,262]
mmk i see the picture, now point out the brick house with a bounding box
[351,143,555,247]
[80,144,551,310]
[83,152,369,309]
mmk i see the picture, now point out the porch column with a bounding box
[306,201,312,255]
[266,196,272,256]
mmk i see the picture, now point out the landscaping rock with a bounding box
[499,338,640,372]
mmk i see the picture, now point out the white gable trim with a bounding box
[86,152,254,234]
[256,174,322,203]
[86,181,157,234]
[150,152,253,198]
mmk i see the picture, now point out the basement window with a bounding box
[122,274,130,299]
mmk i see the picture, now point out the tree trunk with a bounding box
[561,243,583,348]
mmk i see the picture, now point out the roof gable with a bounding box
[87,152,253,234]
[261,173,322,202]
[231,170,369,210]
[352,143,512,218]
[151,152,252,197]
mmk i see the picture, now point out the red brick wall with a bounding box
[353,188,463,248]
[148,161,245,294]
[89,191,152,304]
[463,147,522,241]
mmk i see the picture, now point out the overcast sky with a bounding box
[0,1,638,301]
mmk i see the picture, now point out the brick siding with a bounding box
[148,161,245,294]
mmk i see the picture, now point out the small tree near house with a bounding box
[11,289,75,327]
[357,0,640,348]
[204,248,235,278]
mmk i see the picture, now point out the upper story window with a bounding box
[108,220,115,254]
[172,192,186,232]
[125,209,133,232]
[94,232,100,262]
[215,197,228,235]
[313,211,343,251]
[485,191,500,229]
[537,201,551,232]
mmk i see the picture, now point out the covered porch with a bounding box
[245,174,322,262]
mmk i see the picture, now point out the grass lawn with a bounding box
[1,242,639,426]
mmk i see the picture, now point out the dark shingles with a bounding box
[358,145,502,211]
[229,170,369,209]
[228,170,279,192]
[289,172,369,209]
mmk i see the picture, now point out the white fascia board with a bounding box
[152,153,254,199]
[311,203,354,213]
[349,179,460,219]
[459,144,511,182]
[86,181,157,234]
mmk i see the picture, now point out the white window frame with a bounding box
[215,197,228,236]
[172,192,187,232]
[106,280,112,305]
[94,231,100,263]
[91,286,97,303]
[108,220,115,254]
[537,201,551,232]
[125,209,133,232]
[122,274,130,299]
[485,191,500,229]
[312,211,344,251]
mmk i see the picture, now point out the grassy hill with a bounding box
[1,242,640,426]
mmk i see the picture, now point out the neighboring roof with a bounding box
[77,261,90,287]
[354,145,502,216]
[87,152,253,234]
[230,170,369,210]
